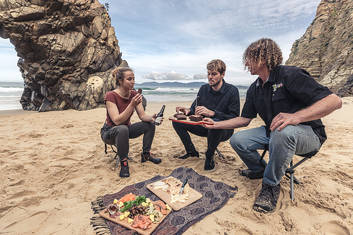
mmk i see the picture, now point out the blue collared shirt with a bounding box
[189,80,240,121]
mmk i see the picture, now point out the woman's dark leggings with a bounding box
[101,122,155,160]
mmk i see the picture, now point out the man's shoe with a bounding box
[239,169,264,179]
[204,156,215,170]
[119,159,130,178]
[176,151,199,159]
[253,183,280,213]
[141,152,162,164]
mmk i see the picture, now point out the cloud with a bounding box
[193,74,207,80]
[143,71,192,81]
[0,40,22,82]
[176,0,320,41]
[0,0,321,84]
[0,38,14,49]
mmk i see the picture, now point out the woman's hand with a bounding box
[131,94,143,107]
[151,113,164,124]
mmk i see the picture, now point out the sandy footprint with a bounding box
[235,228,253,235]
[320,221,350,235]
[277,185,290,211]
[61,124,74,128]
[2,211,49,232]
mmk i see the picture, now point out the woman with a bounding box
[101,67,162,178]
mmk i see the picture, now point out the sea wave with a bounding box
[0,87,24,92]
[153,87,197,93]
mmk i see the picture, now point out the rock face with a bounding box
[286,0,353,96]
[0,0,127,111]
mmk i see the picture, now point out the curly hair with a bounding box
[243,38,283,71]
[207,59,226,75]
[112,67,133,87]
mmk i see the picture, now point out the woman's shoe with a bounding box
[119,159,130,177]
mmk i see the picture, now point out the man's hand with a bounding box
[195,106,215,117]
[202,118,215,129]
[176,106,190,115]
[131,94,143,107]
[270,112,301,131]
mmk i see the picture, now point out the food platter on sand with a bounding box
[99,193,172,235]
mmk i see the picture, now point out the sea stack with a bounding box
[0,0,128,111]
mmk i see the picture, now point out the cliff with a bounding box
[0,0,127,111]
[286,0,353,96]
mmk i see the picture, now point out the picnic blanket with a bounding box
[90,167,238,235]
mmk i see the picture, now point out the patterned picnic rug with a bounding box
[90,167,238,235]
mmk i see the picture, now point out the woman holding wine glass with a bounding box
[101,67,162,178]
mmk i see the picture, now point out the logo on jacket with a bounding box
[272,83,283,92]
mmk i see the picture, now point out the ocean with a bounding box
[0,81,248,111]
[0,82,24,111]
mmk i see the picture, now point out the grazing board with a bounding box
[169,117,212,126]
[99,196,171,235]
[146,176,202,211]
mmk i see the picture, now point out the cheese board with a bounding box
[146,177,202,211]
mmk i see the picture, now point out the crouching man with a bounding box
[203,38,342,212]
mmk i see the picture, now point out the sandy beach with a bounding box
[0,98,352,235]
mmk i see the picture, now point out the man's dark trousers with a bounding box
[172,121,233,157]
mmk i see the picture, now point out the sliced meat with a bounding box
[132,215,152,230]
[154,200,168,215]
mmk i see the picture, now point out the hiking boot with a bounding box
[239,169,264,179]
[141,152,161,164]
[175,151,199,159]
[253,183,281,213]
[119,159,130,178]
[204,155,215,170]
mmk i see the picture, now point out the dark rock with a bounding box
[286,0,353,97]
[0,0,127,110]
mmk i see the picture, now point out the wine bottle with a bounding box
[154,105,165,125]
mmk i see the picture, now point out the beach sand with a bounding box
[0,98,352,234]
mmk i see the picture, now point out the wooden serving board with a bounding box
[99,200,171,235]
[146,176,202,211]
[169,117,212,126]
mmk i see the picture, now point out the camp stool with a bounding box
[104,143,134,168]
[260,145,317,201]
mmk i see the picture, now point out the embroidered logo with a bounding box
[272,83,283,92]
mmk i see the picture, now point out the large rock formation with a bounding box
[286,0,353,96]
[0,0,127,111]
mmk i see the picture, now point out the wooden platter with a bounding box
[99,200,171,235]
[146,176,202,211]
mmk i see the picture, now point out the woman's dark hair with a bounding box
[112,67,133,87]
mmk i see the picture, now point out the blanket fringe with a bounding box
[91,196,105,214]
[91,197,111,235]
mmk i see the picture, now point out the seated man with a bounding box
[203,38,342,212]
[173,59,240,170]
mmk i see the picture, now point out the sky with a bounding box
[0,0,321,85]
